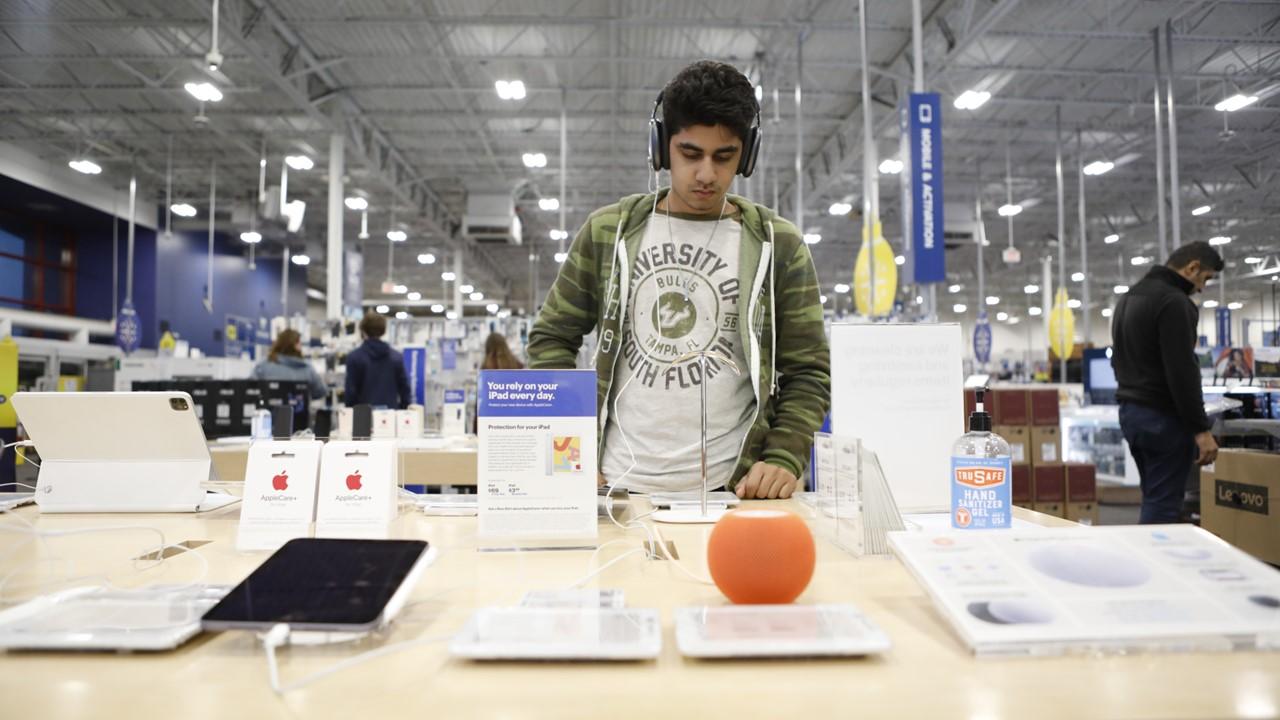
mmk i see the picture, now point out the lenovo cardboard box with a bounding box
[1030,425,1061,466]
[1012,463,1032,507]
[1032,463,1066,518]
[991,389,1030,426]
[1064,462,1099,525]
[995,425,1030,464]
[1201,449,1280,566]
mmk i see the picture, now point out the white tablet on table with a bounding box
[675,604,891,658]
[450,607,661,661]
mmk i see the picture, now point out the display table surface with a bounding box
[0,502,1275,720]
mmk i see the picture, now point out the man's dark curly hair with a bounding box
[661,60,758,145]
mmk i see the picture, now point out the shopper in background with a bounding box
[481,333,524,371]
[251,328,327,400]
[1111,241,1224,523]
[528,60,830,500]
[344,312,411,409]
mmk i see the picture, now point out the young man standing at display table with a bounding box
[528,61,830,500]
[344,311,411,409]
[1111,241,1223,523]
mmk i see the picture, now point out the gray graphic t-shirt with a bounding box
[601,211,756,493]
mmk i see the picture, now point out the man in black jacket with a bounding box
[1111,241,1223,523]
[344,312,411,409]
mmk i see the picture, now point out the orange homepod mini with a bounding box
[706,509,816,604]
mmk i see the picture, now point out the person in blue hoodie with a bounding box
[343,311,411,409]
[251,328,327,400]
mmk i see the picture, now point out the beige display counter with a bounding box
[0,503,1275,719]
[210,441,477,486]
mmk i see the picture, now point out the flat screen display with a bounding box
[202,538,428,630]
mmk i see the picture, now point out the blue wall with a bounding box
[74,220,159,348]
[153,230,308,357]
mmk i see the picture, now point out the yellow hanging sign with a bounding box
[853,220,898,317]
[1048,287,1076,359]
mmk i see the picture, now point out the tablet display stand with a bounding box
[808,432,904,557]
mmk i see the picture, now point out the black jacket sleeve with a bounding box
[1156,298,1211,432]
[395,356,412,410]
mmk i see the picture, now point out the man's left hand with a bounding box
[735,462,800,499]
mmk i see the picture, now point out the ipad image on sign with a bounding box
[551,435,582,473]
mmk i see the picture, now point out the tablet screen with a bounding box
[202,538,428,629]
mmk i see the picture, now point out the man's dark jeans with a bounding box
[1118,402,1197,524]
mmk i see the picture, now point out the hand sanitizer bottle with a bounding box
[951,388,1012,529]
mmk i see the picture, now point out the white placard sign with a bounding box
[315,440,398,539]
[441,389,467,437]
[830,323,963,513]
[236,440,322,551]
[477,369,597,541]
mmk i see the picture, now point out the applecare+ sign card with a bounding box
[236,440,322,551]
[315,440,398,539]
[477,369,597,541]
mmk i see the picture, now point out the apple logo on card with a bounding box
[272,470,288,491]
[346,471,362,491]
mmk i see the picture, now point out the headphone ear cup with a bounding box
[648,118,668,172]
[739,126,761,178]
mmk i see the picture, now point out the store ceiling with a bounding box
[1,0,1277,321]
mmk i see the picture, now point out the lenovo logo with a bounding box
[1215,480,1269,515]
[956,466,1006,488]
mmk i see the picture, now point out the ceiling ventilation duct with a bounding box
[463,191,522,245]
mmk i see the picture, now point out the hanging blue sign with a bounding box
[901,92,945,284]
[402,346,426,405]
[973,311,992,365]
[115,299,141,355]
[1215,307,1232,348]
[441,338,457,371]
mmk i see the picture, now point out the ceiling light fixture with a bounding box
[387,230,407,243]
[395,311,409,320]
[1227,301,1243,310]
[1024,284,1039,294]
[459,283,474,294]
[284,155,313,171]
[895,255,905,266]
[1203,300,1220,308]
[997,203,1022,217]
[239,231,261,244]
[1208,236,1231,246]
[418,253,435,265]
[954,89,991,110]
[170,202,197,217]
[1114,285,1129,294]
[522,152,548,168]
[68,158,102,175]
[986,296,1000,306]
[183,81,223,103]
[538,197,559,211]
[804,233,822,245]
[1029,306,1043,316]
[952,303,968,313]
[996,311,1009,322]
[948,284,963,293]
[406,291,421,301]
[1072,271,1085,282]
[290,253,310,266]
[376,304,390,314]
[392,284,407,294]
[470,291,484,301]
[1244,257,1262,264]
[554,252,568,263]
[494,80,527,100]
[344,196,368,211]
[828,202,853,215]
[878,158,903,174]
[1104,233,1119,244]
[834,283,851,294]
[1068,298,1082,309]
[549,229,568,241]
[1082,160,1114,176]
[1214,94,1258,112]
[441,271,456,282]
[1191,205,1211,216]
[431,304,445,312]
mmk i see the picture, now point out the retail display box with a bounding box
[1064,462,1099,525]
[1012,463,1032,507]
[991,389,1030,426]
[1029,388,1060,426]
[1201,449,1280,566]
[1032,463,1066,518]
[994,425,1030,465]
[1031,425,1061,466]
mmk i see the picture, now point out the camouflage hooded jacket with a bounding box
[527,189,831,490]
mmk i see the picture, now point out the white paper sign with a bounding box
[236,440,322,551]
[831,323,963,513]
[441,389,467,437]
[315,440,398,539]
[477,369,597,541]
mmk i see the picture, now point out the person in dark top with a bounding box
[343,312,411,409]
[251,329,328,400]
[1111,241,1223,523]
